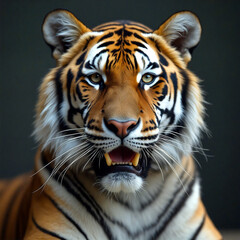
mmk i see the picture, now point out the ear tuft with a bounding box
[42,10,90,60]
[154,11,201,64]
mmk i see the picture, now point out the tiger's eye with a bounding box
[142,74,154,83]
[90,73,102,83]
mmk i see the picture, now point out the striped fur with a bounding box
[0,10,222,239]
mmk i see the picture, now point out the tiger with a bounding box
[0,9,222,240]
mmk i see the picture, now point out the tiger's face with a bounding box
[35,10,204,193]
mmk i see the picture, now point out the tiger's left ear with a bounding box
[154,11,201,64]
[42,10,91,60]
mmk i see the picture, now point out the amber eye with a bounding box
[142,74,154,84]
[89,73,102,84]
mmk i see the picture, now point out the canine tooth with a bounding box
[132,153,140,167]
[104,153,112,166]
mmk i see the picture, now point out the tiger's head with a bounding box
[34,10,205,193]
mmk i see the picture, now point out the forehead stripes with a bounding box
[75,22,161,73]
[93,20,152,32]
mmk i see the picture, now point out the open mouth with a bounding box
[104,147,140,167]
[93,146,149,177]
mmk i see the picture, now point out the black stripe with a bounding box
[83,107,90,123]
[131,164,190,238]
[169,72,178,125]
[189,215,206,240]
[157,85,168,101]
[161,65,169,83]
[135,134,159,140]
[76,84,84,102]
[133,33,147,43]
[126,23,151,31]
[82,37,94,51]
[86,134,110,140]
[134,48,150,61]
[131,40,147,49]
[92,49,109,67]
[62,178,115,239]
[32,215,67,240]
[159,54,169,66]
[163,69,189,139]
[125,54,134,69]
[65,69,84,127]
[55,68,64,115]
[152,175,197,239]
[133,54,138,69]
[125,28,136,37]
[115,160,187,210]
[70,174,132,237]
[1,182,25,240]
[94,23,122,29]
[85,61,94,70]
[97,32,114,42]
[97,41,115,48]
[127,27,151,33]
[180,69,190,112]
[147,62,159,70]
[54,67,73,134]
[66,69,76,125]
[94,27,119,31]
[76,51,87,65]
[46,194,89,240]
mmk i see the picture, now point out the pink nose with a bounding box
[107,120,137,138]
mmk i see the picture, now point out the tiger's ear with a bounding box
[42,10,90,60]
[154,11,201,64]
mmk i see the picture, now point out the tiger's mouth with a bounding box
[93,146,149,177]
[104,147,140,167]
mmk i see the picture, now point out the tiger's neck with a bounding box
[31,148,206,239]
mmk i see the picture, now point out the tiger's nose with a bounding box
[106,119,137,138]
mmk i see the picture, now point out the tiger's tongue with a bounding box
[109,146,135,163]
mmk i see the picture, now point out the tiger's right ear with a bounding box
[42,10,90,60]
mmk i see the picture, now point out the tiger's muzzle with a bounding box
[93,118,151,181]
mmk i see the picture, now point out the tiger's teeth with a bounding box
[104,153,112,166]
[132,153,140,167]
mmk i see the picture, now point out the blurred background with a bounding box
[0,0,239,237]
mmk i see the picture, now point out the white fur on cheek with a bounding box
[34,81,59,150]
[33,80,86,168]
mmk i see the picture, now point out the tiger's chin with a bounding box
[101,173,144,193]
[92,146,150,193]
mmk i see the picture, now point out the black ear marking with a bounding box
[159,54,169,66]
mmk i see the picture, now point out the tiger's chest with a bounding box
[25,162,205,240]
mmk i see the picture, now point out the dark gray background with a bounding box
[0,0,239,230]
